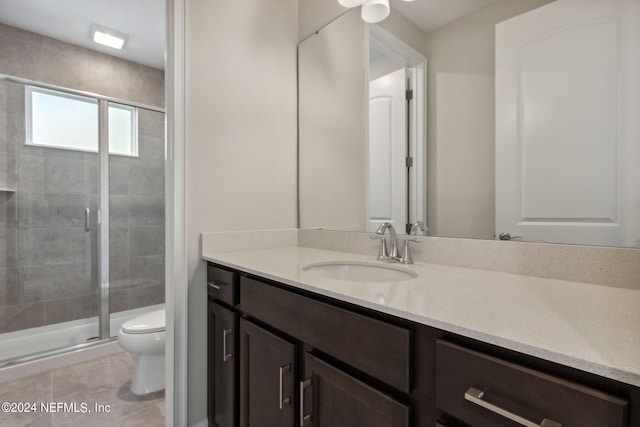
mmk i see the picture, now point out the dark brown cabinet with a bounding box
[207,264,238,305]
[207,264,417,426]
[239,276,412,393]
[208,301,238,427]
[207,262,639,427]
[239,319,296,427]
[435,340,628,427]
[301,352,410,427]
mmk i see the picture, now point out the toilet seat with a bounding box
[121,309,166,334]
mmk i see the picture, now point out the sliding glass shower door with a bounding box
[0,78,101,362]
[0,76,165,364]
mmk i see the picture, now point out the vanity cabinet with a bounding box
[207,263,418,427]
[206,261,638,427]
[239,274,413,427]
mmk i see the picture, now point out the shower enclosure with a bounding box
[0,75,165,365]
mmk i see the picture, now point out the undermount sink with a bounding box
[302,261,417,282]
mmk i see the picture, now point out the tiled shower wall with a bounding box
[0,23,165,334]
[0,23,164,108]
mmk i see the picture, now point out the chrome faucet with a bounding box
[374,222,399,260]
[371,222,423,264]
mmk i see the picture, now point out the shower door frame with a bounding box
[98,98,110,340]
[0,73,166,363]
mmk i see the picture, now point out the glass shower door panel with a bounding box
[0,80,100,363]
[109,106,165,329]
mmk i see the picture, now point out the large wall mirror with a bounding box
[298,0,640,248]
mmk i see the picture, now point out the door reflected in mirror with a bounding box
[366,26,426,234]
[299,10,426,235]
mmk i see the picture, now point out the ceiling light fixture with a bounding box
[339,0,414,24]
[91,24,127,50]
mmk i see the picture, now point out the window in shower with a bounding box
[25,86,139,157]
[108,102,138,157]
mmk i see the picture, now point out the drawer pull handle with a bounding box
[222,328,233,362]
[208,281,226,290]
[279,365,291,409]
[300,379,312,426]
[465,387,561,427]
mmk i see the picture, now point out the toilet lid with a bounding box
[121,309,166,334]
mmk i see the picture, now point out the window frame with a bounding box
[108,102,139,158]
[25,85,139,157]
[25,85,99,153]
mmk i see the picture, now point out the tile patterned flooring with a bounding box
[0,352,165,427]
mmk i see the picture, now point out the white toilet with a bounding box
[117,308,166,395]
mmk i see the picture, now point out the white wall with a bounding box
[185,0,298,423]
[424,0,553,239]
[298,9,366,231]
[299,0,346,40]
[377,10,428,56]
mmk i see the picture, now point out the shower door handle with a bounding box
[85,208,91,232]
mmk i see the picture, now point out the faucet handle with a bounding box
[399,238,422,264]
[370,235,389,260]
[409,221,427,235]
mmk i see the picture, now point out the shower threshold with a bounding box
[0,304,163,378]
[0,337,117,368]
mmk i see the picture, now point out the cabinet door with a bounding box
[209,302,238,427]
[301,352,410,427]
[240,319,296,427]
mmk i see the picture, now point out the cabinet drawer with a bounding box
[435,340,628,427]
[240,276,412,393]
[207,264,238,305]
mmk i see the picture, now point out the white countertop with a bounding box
[203,246,640,387]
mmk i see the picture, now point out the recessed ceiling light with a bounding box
[91,24,127,50]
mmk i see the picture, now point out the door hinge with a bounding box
[406,89,413,101]
[406,157,413,168]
